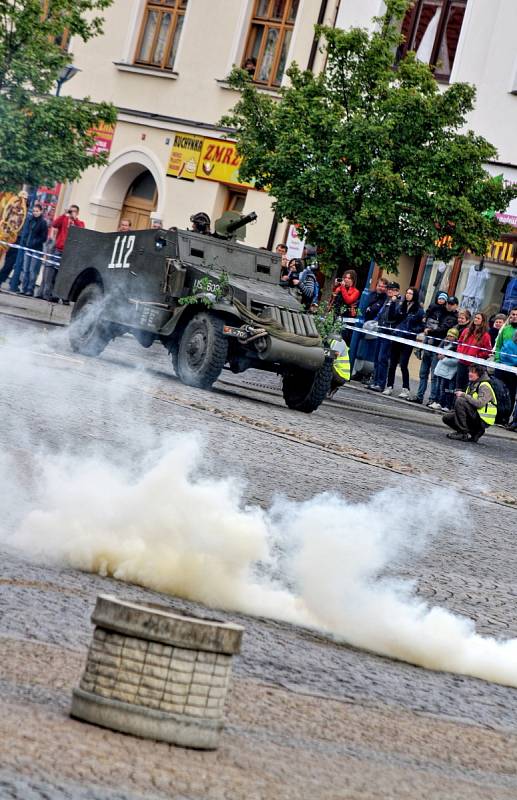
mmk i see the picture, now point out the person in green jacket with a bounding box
[494,307,517,413]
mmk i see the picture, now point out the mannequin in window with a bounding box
[460,258,490,313]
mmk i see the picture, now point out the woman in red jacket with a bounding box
[331,270,361,315]
[456,312,492,390]
[331,270,361,344]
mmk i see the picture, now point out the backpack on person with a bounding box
[488,376,512,425]
[298,270,317,308]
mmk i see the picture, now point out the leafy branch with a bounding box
[179,271,231,308]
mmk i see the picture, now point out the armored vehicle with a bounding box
[55,212,332,412]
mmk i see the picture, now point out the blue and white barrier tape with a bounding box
[0,239,61,268]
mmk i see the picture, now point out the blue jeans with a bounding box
[38,265,58,300]
[416,350,439,402]
[21,254,41,295]
[435,376,455,410]
[8,249,24,292]
[373,338,392,389]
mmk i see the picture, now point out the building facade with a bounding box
[335,0,517,312]
[62,0,339,249]
[64,0,517,315]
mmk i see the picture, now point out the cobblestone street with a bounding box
[1,311,516,799]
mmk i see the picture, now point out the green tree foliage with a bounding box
[223,0,517,270]
[0,0,116,190]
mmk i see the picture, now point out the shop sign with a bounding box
[496,212,517,227]
[196,138,254,189]
[167,133,203,180]
[87,122,116,157]
[486,238,517,265]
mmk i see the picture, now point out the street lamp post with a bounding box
[55,64,81,96]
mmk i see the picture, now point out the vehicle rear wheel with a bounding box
[176,312,228,389]
[69,284,112,357]
[282,360,333,413]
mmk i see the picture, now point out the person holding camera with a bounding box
[37,204,84,301]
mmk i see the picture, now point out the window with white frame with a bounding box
[242,0,299,88]
[134,0,188,71]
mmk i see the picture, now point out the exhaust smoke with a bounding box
[5,434,517,689]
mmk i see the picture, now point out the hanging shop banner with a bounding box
[286,223,306,260]
[0,192,28,253]
[87,122,116,157]
[196,138,254,189]
[496,212,517,228]
[167,133,204,180]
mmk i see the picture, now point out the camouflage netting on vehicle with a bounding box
[233,299,322,348]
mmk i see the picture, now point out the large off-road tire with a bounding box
[282,360,333,413]
[176,312,228,389]
[69,284,112,357]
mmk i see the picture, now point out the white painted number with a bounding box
[108,235,136,269]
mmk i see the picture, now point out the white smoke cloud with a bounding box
[5,434,517,689]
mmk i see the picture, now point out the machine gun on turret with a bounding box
[214,210,257,241]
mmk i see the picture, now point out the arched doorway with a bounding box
[119,170,157,230]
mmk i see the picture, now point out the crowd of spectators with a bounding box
[1,216,516,442]
[276,245,516,440]
[345,278,517,440]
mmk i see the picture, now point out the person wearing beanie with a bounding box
[408,292,459,405]
[430,326,460,411]
[489,313,507,346]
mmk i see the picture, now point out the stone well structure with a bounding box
[71,594,244,749]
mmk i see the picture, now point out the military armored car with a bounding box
[55,212,332,412]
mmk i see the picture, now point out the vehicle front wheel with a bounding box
[69,284,112,357]
[282,360,333,413]
[176,312,228,389]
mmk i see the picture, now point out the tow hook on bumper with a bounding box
[223,323,267,345]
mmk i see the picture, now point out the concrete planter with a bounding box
[71,594,244,749]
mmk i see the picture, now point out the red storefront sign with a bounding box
[87,123,116,157]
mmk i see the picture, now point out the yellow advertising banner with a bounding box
[196,138,254,189]
[167,133,204,180]
[0,192,28,254]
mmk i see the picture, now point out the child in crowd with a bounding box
[430,327,459,411]
[489,313,507,346]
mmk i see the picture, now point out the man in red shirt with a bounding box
[38,204,85,301]
[51,204,85,253]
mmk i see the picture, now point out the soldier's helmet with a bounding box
[190,212,211,233]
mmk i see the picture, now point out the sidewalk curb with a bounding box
[0,291,70,326]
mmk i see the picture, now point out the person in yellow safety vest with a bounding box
[328,336,350,398]
[442,364,497,442]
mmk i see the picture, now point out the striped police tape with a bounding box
[340,320,517,376]
[0,239,61,268]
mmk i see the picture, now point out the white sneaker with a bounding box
[382,387,393,396]
[398,388,410,399]
[429,402,442,410]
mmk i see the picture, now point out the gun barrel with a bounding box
[226,211,257,234]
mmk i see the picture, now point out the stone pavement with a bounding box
[0,311,516,799]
